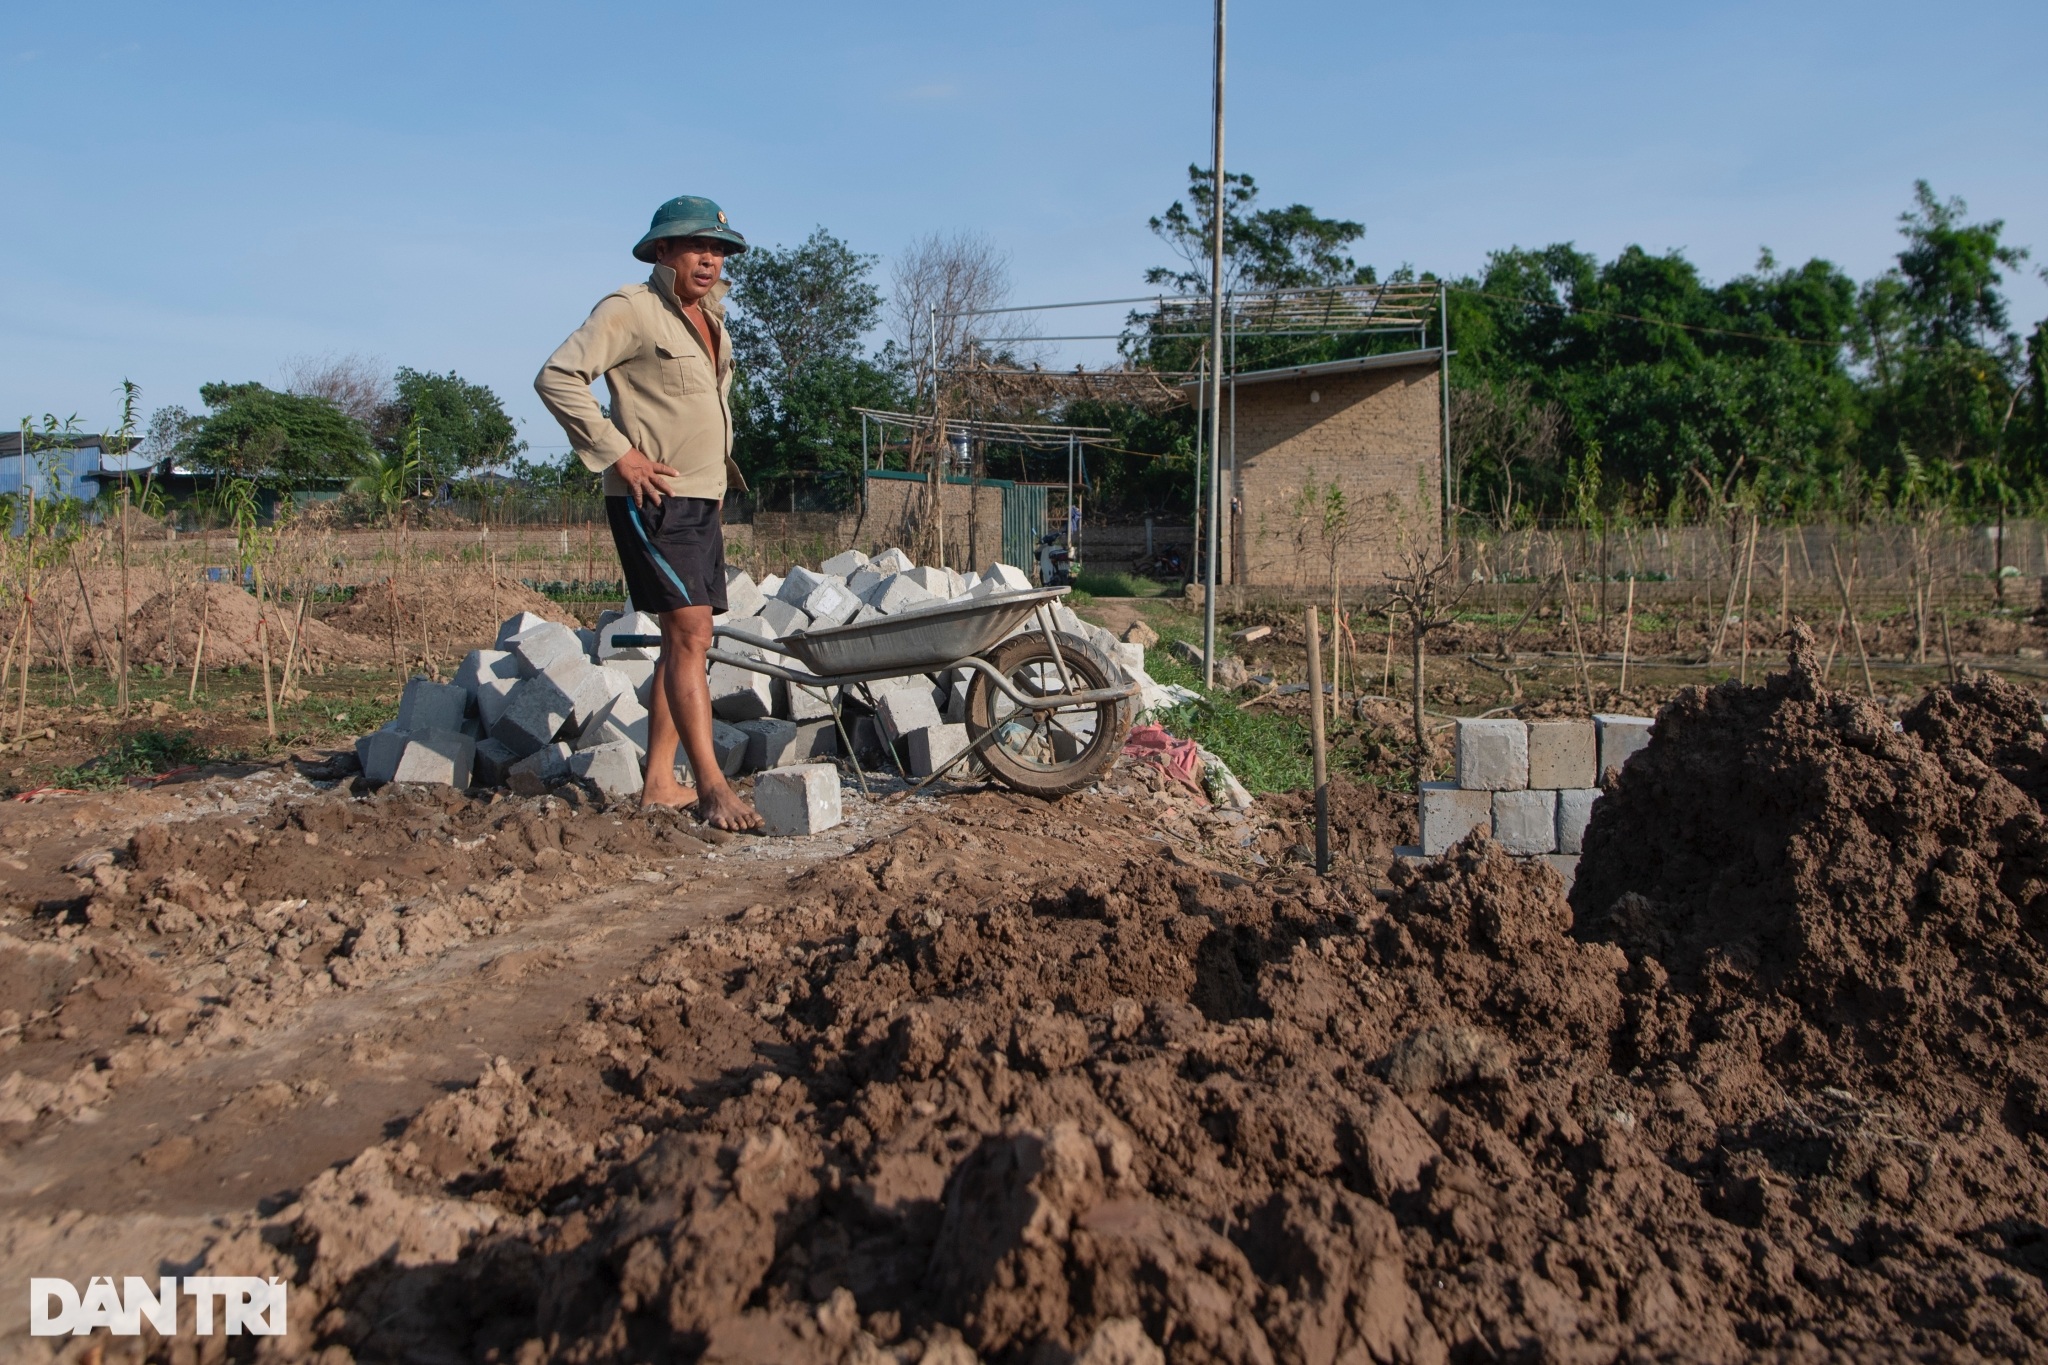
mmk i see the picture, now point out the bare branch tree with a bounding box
[281,353,392,430]
[1381,541,1471,790]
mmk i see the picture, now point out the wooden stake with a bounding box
[258,614,278,739]
[1940,608,1960,684]
[278,589,312,698]
[1380,606,1396,694]
[1619,577,1636,696]
[1306,605,1329,877]
[1559,567,1596,712]
[187,591,208,704]
[1828,544,1875,699]
[1738,515,1759,683]
[1710,516,1757,660]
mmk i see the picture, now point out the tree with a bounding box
[388,368,523,483]
[186,382,373,484]
[1146,165,1371,297]
[725,228,905,504]
[282,353,393,430]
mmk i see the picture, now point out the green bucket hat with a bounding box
[632,195,748,263]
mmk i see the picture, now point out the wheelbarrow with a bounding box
[622,588,1138,798]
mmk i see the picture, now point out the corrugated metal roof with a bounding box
[1181,346,1443,399]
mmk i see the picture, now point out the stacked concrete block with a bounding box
[490,671,578,757]
[777,565,831,608]
[599,611,661,660]
[778,678,837,722]
[355,729,410,785]
[1556,787,1601,855]
[719,616,778,656]
[711,720,750,776]
[571,742,644,803]
[943,677,971,724]
[876,688,943,746]
[507,622,586,677]
[821,549,869,578]
[902,566,951,598]
[473,738,519,787]
[802,577,862,626]
[1491,789,1557,855]
[455,649,520,694]
[755,764,843,836]
[496,612,550,647]
[1526,719,1596,790]
[577,692,649,755]
[1419,782,1491,855]
[849,603,883,625]
[758,599,809,637]
[575,627,599,658]
[758,573,784,600]
[871,547,913,575]
[1595,714,1654,782]
[869,572,937,616]
[507,742,574,796]
[391,729,475,788]
[611,658,657,707]
[722,568,767,620]
[396,677,469,735]
[736,717,799,771]
[968,562,1032,598]
[908,723,969,777]
[708,659,774,720]
[1455,719,1529,790]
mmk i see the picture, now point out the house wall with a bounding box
[857,474,1009,570]
[1225,362,1442,590]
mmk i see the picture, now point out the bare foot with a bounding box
[641,776,698,811]
[696,784,764,832]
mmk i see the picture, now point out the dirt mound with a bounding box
[1255,774,1412,867]
[323,569,564,655]
[1573,642,2048,1095]
[237,706,2048,1364]
[119,580,380,670]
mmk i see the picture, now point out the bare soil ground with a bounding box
[13,610,2048,1361]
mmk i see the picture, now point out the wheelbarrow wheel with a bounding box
[966,630,1135,799]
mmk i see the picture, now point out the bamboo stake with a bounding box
[1738,516,1759,683]
[1381,606,1396,694]
[1828,544,1875,699]
[1710,516,1757,660]
[257,614,278,739]
[187,590,208,703]
[1619,577,1636,697]
[1940,608,1959,684]
[1559,567,1596,713]
[277,589,312,698]
[1778,531,1789,630]
[1306,605,1328,877]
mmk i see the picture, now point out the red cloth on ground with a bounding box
[1123,723,1207,799]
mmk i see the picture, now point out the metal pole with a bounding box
[1228,314,1237,589]
[1439,280,1452,541]
[1202,0,1226,688]
[1190,348,1205,586]
[1306,604,1329,876]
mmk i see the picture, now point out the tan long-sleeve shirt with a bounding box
[533,264,748,500]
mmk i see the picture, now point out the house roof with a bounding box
[1181,346,1443,402]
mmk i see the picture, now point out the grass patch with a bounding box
[52,729,214,790]
[1070,569,1173,599]
[1154,696,1312,793]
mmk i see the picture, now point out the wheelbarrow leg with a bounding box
[855,681,914,785]
[821,685,870,802]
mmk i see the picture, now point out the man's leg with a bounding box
[640,604,761,829]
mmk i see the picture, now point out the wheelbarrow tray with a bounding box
[780,587,1067,677]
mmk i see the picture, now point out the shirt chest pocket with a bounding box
[653,343,711,397]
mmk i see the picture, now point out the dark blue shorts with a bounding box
[605,495,729,615]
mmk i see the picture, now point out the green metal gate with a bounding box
[1001,482,1047,577]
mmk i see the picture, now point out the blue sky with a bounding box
[4,0,2044,455]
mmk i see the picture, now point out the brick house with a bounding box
[1188,348,1444,592]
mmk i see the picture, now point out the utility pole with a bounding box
[1202,0,1226,687]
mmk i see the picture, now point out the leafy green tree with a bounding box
[1145,165,1372,296]
[186,382,373,485]
[387,368,523,483]
[724,228,906,505]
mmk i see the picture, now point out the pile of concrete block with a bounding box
[1407,713,1654,884]
[349,544,1156,808]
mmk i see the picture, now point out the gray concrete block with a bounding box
[718,616,778,656]
[355,729,409,784]
[971,562,1031,596]
[571,741,644,803]
[778,677,837,722]
[1109,641,1145,682]
[596,608,621,633]
[943,677,970,724]
[507,741,573,796]
[847,566,887,602]
[1526,718,1596,790]
[790,718,838,763]
[876,687,943,745]
[507,622,585,677]
[490,672,574,757]
[575,626,599,659]
[757,573,784,600]
[472,737,519,787]
[544,658,616,732]
[599,610,662,660]
[907,723,969,776]
[870,547,913,574]
[576,692,649,754]
[1455,718,1529,791]
[711,719,750,776]
[736,717,800,771]
[850,716,888,766]
[777,565,831,608]
[460,715,485,741]
[722,568,766,620]
[392,728,475,788]
[1491,788,1558,855]
[801,577,862,626]
[605,658,656,706]
[495,611,550,647]
[757,599,809,637]
[1539,854,1580,891]
[474,675,519,731]
[902,566,951,598]
[455,649,520,694]
[397,677,469,735]
[1594,713,1654,783]
[1420,781,1491,855]
[821,549,869,578]
[709,660,773,721]
[869,572,938,616]
[1555,787,1601,855]
[754,764,843,836]
[959,571,981,594]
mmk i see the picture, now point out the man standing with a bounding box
[535,196,762,830]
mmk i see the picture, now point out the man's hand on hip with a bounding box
[614,448,669,508]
